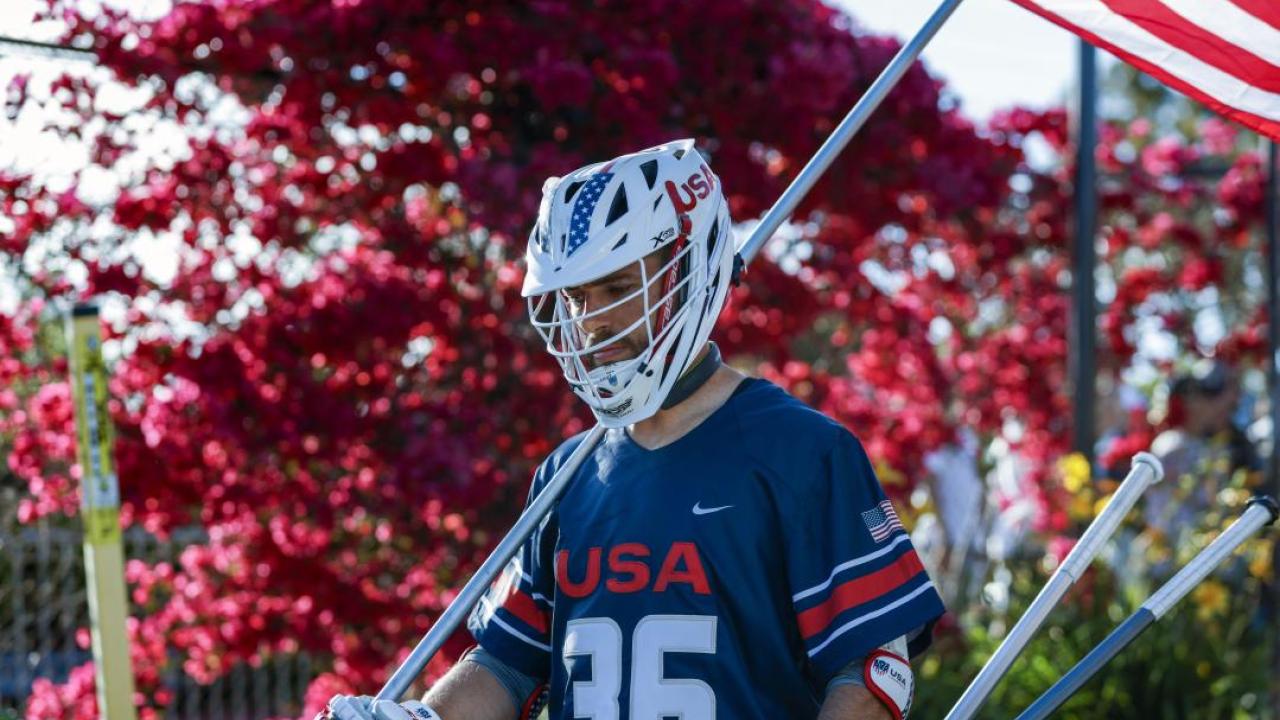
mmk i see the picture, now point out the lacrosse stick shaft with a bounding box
[1015,495,1279,720]
[945,453,1164,720]
[378,0,969,700]
[737,0,965,265]
[377,424,606,700]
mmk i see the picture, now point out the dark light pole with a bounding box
[1266,137,1279,715]
[1268,138,1279,511]
[1072,41,1098,464]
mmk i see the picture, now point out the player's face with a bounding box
[561,253,666,368]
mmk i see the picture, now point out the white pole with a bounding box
[944,453,1163,720]
[1015,496,1278,720]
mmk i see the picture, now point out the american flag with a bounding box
[862,499,905,543]
[1009,0,1280,141]
[565,171,614,257]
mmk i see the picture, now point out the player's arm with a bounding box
[424,644,547,720]
[419,659,517,720]
[817,635,914,720]
[818,684,892,720]
[786,431,941,719]
[325,646,545,720]
[321,663,513,720]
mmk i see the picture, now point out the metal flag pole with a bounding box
[735,0,965,264]
[944,453,1163,720]
[376,0,967,701]
[1014,496,1280,720]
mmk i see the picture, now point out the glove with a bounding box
[321,695,444,720]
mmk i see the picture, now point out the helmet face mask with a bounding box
[529,240,703,409]
[523,139,735,427]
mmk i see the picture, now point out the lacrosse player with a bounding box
[325,140,946,720]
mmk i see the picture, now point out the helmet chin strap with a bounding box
[660,342,722,410]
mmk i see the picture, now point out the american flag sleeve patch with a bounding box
[862,499,906,543]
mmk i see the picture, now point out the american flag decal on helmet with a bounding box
[862,499,905,543]
[565,171,614,256]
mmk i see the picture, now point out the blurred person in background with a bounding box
[1143,358,1261,540]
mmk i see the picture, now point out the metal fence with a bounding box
[0,520,312,719]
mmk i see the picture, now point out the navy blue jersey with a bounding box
[468,378,945,719]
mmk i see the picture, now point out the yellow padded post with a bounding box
[67,303,138,720]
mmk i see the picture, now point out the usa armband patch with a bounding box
[864,649,914,720]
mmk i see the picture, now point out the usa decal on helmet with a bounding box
[665,164,716,214]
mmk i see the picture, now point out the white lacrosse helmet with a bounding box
[523,139,735,427]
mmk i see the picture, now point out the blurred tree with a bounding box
[1092,59,1272,471]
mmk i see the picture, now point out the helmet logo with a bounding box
[650,227,676,248]
[664,164,716,215]
[600,398,634,416]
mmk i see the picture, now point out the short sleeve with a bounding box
[785,430,946,687]
[466,469,558,680]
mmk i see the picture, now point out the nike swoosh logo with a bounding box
[692,502,733,516]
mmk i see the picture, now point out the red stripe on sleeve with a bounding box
[1100,0,1280,93]
[1224,0,1280,31]
[502,589,549,635]
[796,551,926,640]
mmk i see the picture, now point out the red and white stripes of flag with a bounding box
[1008,0,1280,140]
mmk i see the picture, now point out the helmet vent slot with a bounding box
[611,233,629,250]
[640,159,659,189]
[673,148,686,160]
[605,186,629,225]
[563,181,585,203]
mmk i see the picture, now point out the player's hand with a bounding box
[318,694,443,720]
